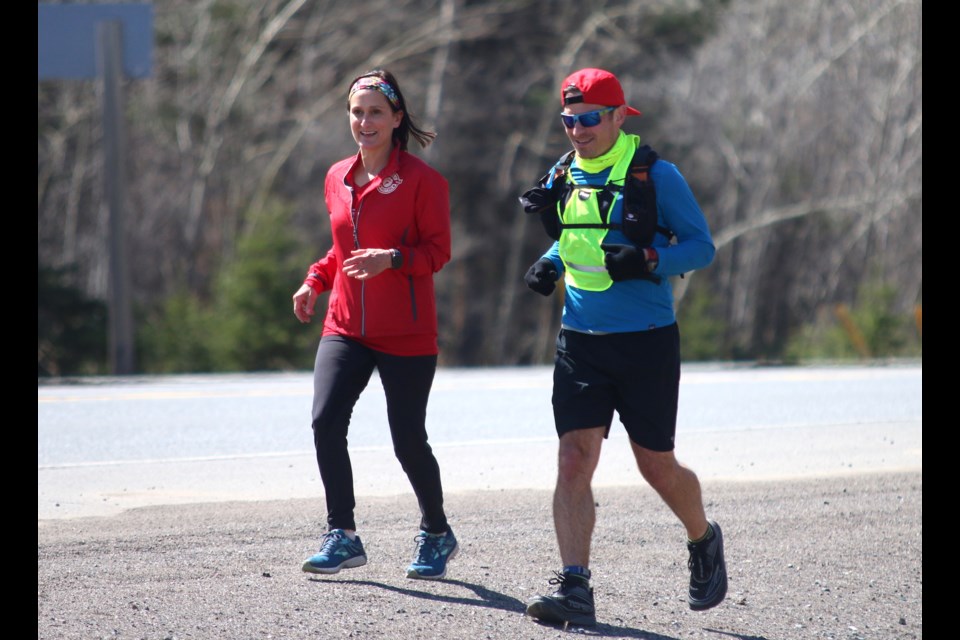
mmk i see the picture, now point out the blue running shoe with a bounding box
[406,528,458,580]
[302,529,367,574]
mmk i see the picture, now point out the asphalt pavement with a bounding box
[38,365,922,639]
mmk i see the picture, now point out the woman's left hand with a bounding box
[343,248,393,280]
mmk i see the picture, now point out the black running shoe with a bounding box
[526,571,596,626]
[687,520,728,610]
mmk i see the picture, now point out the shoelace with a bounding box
[547,570,568,587]
[548,571,587,595]
[319,531,346,556]
[688,539,714,581]
[412,533,440,562]
[413,533,445,564]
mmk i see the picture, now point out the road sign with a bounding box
[38,3,152,80]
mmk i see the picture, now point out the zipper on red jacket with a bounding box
[351,202,363,251]
[347,181,367,337]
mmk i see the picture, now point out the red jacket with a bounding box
[303,145,451,356]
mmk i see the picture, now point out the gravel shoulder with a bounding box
[38,471,922,640]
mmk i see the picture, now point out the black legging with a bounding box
[311,335,449,534]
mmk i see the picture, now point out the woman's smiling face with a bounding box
[349,90,403,153]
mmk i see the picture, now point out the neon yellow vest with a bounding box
[558,136,637,292]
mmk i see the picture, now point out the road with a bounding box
[38,363,922,520]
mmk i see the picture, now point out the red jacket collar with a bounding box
[344,144,401,195]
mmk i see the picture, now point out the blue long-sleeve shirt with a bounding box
[542,155,715,334]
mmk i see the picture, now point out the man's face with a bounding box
[561,102,625,159]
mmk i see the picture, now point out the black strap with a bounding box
[555,143,674,241]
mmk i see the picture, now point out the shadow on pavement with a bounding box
[528,617,680,639]
[704,630,772,640]
[307,577,526,613]
[309,576,682,639]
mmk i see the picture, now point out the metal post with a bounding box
[97,20,135,374]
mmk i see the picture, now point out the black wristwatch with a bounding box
[390,248,403,269]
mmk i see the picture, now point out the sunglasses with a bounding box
[560,106,616,128]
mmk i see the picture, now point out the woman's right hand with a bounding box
[292,284,318,323]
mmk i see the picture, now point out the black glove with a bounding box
[524,258,559,296]
[600,243,651,282]
[519,166,565,214]
[518,185,560,214]
[520,170,566,240]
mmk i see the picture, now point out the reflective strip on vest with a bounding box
[565,262,607,272]
[558,146,635,292]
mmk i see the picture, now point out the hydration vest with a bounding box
[545,142,672,289]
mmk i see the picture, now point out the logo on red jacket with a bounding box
[378,173,403,194]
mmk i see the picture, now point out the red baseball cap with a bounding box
[561,68,641,116]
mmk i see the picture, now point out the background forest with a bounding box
[38,0,922,375]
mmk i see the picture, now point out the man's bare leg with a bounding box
[554,427,606,566]
[630,441,709,540]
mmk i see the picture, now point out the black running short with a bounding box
[552,324,680,451]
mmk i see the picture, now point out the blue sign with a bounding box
[38,4,153,80]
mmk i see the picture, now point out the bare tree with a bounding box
[38,0,921,370]
[659,0,921,355]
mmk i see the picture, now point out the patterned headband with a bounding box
[349,77,401,110]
